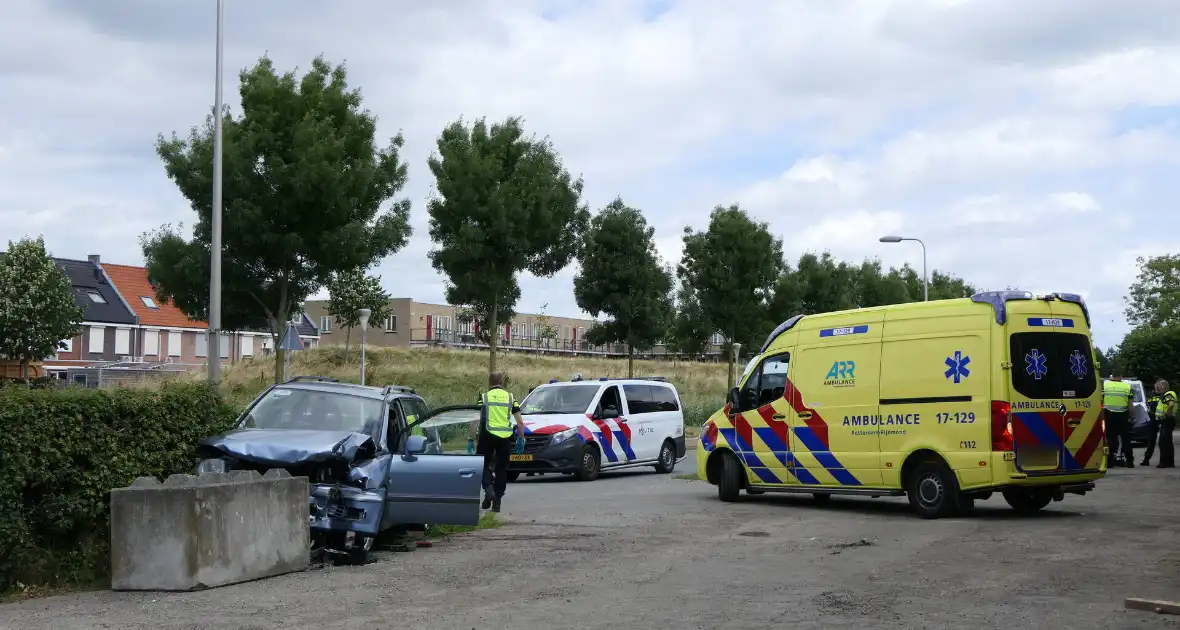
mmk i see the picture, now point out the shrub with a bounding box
[0,382,237,591]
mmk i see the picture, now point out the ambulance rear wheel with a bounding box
[574,446,601,482]
[1002,488,1053,513]
[906,460,962,519]
[718,452,743,502]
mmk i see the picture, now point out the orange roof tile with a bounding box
[100,263,208,329]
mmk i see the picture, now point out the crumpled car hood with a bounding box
[202,429,376,466]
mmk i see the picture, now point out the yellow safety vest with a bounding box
[480,388,516,438]
[1155,391,1177,420]
[1103,380,1132,412]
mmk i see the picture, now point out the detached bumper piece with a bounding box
[308,484,383,537]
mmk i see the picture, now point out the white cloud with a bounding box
[3,0,1180,349]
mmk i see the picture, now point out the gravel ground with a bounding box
[3,443,1179,630]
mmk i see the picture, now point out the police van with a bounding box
[697,291,1107,518]
[508,376,687,481]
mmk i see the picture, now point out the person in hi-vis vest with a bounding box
[468,371,525,512]
[1103,375,1134,467]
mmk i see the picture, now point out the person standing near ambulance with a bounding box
[1103,375,1134,467]
[1152,379,1176,469]
[468,371,526,512]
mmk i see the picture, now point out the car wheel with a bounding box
[906,459,962,519]
[506,471,520,482]
[574,445,601,481]
[1002,488,1054,514]
[718,452,743,502]
[654,440,677,473]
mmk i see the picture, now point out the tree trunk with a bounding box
[627,346,634,378]
[274,343,285,384]
[19,358,29,380]
[344,326,352,361]
[488,295,499,376]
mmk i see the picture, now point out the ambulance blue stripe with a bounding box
[791,460,822,485]
[753,427,788,453]
[719,427,754,453]
[1013,412,1082,470]
[792,427,826,452]
[791,429,861,486]
[739,451,781,483]
[612,431,637,460]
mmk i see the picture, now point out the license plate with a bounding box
[509,454,533,462]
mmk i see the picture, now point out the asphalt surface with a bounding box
[3,442,1180,630]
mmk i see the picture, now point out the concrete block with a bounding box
[110,471,310,591]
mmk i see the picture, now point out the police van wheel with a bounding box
[906,460,961,519]
[1002,488,1053,513]
[718,453,743,502]
[654,440,677,473]
[575,446,601,481]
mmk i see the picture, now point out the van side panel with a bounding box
[878,309,993,489]
[792,315,885,487]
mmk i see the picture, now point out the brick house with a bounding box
[44,255,141,370]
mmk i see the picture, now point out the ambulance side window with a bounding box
[737,353,790,412]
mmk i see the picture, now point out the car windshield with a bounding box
[238,387,384,436]
[1131,383,1145,403]
[521,384,600,415]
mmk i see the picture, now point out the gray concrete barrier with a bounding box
[110,469,309,591]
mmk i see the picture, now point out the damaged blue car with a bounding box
[195,376,484,563]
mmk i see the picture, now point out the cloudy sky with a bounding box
[3,0,1177,348]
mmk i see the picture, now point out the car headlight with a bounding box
[197,458,227,474]
[550,428,577,444]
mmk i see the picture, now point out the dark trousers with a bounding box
[1158,418,1176,466]
[478,432,512,498]
[1143,419,1161,463]
[1106,410,1133,464]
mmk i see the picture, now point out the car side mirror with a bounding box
[404,434,428,458]
[600,407,620,420]
[727,387,739,405]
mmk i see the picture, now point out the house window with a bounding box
[241,335,254,356]
[140,296,159,309]
[195,332,207,358]
[144,330,159,356]
[88,326,104,353]
[60,337,73,353]
[219,334,230,359]
[385,315,397,332]
[114,328,130,355]
[85,290,106,304]
[319,316,331,332]
[168,331,182,356]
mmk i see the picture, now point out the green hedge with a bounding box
[0,382,237,591]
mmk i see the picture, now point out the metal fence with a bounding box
[415,328,726,360]
[59,361,198,388]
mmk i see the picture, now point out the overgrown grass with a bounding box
[426,512,501,537]
[213,346,729,424]
[673,472,701,481]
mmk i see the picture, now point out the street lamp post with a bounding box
[358,308,371,386]
[207,0,225,382]
[879,235,927,301]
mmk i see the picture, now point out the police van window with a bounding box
[598,386,622,416]
[622,384,657,414]
[1009,332,1098,400]
[737,353,790,411]
[651,385,680,412]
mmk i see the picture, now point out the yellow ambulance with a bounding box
[697,290,1107,519]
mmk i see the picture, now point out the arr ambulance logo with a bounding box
[824,360,856,387]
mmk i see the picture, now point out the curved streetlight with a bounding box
[879,235,927,301]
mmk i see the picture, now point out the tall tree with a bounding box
[1125,254,1180,329]
[666,285,712,359]
[678,204,784,352]
[325,269,392,357]
[427,116,589,374]
[0,237,84,378]
[573,198,673,376]
[142,55,412,382]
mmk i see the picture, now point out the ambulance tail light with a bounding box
[991,400,1014,451]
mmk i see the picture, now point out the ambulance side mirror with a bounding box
[727,387,739,407]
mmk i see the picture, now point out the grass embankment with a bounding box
[426,512,501,537]
[214,346,729,426]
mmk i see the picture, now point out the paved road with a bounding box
[3,448,1179,629]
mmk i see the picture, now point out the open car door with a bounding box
[386,405,485,527]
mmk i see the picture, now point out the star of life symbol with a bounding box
[944,351,971,384]
[1068,349,1088,379]
[1025,349,1049,380]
